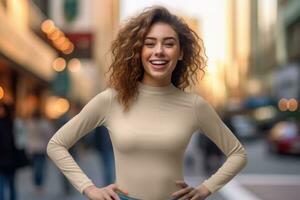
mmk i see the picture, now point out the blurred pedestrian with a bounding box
[26,110,54,194]
[47,6,247,200]
[13,116,28,151]
[198,134,223,175]
[0,102,17,200]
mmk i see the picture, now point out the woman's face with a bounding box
[141,22,183,86]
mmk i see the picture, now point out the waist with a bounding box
[115,173,183,200]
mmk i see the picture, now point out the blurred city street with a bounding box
[2,0,300,200]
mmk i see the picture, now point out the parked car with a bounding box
[267,120,300,155]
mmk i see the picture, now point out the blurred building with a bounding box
[241,0,300,121]
[0,0,57,117]
[190,0,277,109]
[271,0,300,117]
[47,0,119,103]
[223,0,278,110]
[270,0,300,102]
[250,0,300,101]
[202,0,255,108]
[277,0,300,63]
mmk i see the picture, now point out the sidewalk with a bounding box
[238,174,300,200]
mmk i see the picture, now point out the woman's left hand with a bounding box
[171,180,211,200]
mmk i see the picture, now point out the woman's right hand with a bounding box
[84,184,129,200]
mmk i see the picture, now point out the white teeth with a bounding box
[150,60,168,65]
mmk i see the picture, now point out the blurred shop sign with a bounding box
[64,0,79,22]
[273,63,300,99]
[65,32,93,58]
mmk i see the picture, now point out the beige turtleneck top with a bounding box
[47,82,247,200]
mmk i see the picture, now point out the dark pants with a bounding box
[0,171,16,200]
[31,153,46,187]
[117,192,140,200]
[117,192,177,200]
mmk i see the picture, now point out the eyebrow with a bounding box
[144,37,177,41]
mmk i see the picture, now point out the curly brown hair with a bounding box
[107,6,207,111]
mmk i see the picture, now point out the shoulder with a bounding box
[172,87,197,101]
[191,93,216,116]
[193,94,207,106]
[79,88,115,118]
[173,89,207,106]
[82,88,115,110]
[93,88,115,102]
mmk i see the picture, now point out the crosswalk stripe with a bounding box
[220,179,261,200]
[237,174,300,185]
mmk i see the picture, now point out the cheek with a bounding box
[141,47,151,58]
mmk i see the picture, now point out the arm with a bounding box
[47,89,112,194]
[194,95,247,193]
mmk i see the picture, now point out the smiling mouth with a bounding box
[149,60,169,70]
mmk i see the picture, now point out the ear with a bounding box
[178,50,183,60]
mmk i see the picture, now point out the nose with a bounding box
[154,43,164,56]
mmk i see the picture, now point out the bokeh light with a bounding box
[45,96,70,119]
[52,57,66,72]
[278,98,288,111]
[68,58,81,72]
[0,86,4,100]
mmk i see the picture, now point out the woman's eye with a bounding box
[144,42,155,47]
[164,43,174,47]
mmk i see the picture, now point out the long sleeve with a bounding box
[194,95,247,193]
[47,89,112,193]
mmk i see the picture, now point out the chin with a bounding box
[150,74,170,83]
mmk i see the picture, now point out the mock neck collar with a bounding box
[138,81,177,95]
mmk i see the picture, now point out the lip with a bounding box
[149,60,169,70]
[151,65,165,70]
[149,62,167,70]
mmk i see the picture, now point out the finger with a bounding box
[171,187,193,198]
[107,190,121,200]
[179,189,196,200]
[103,192,113,200]
[111,184,129,195]
[191,195,202,200]
[175,180,188,188]
[191,194,204,200]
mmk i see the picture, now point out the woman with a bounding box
[47,6,247,200]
